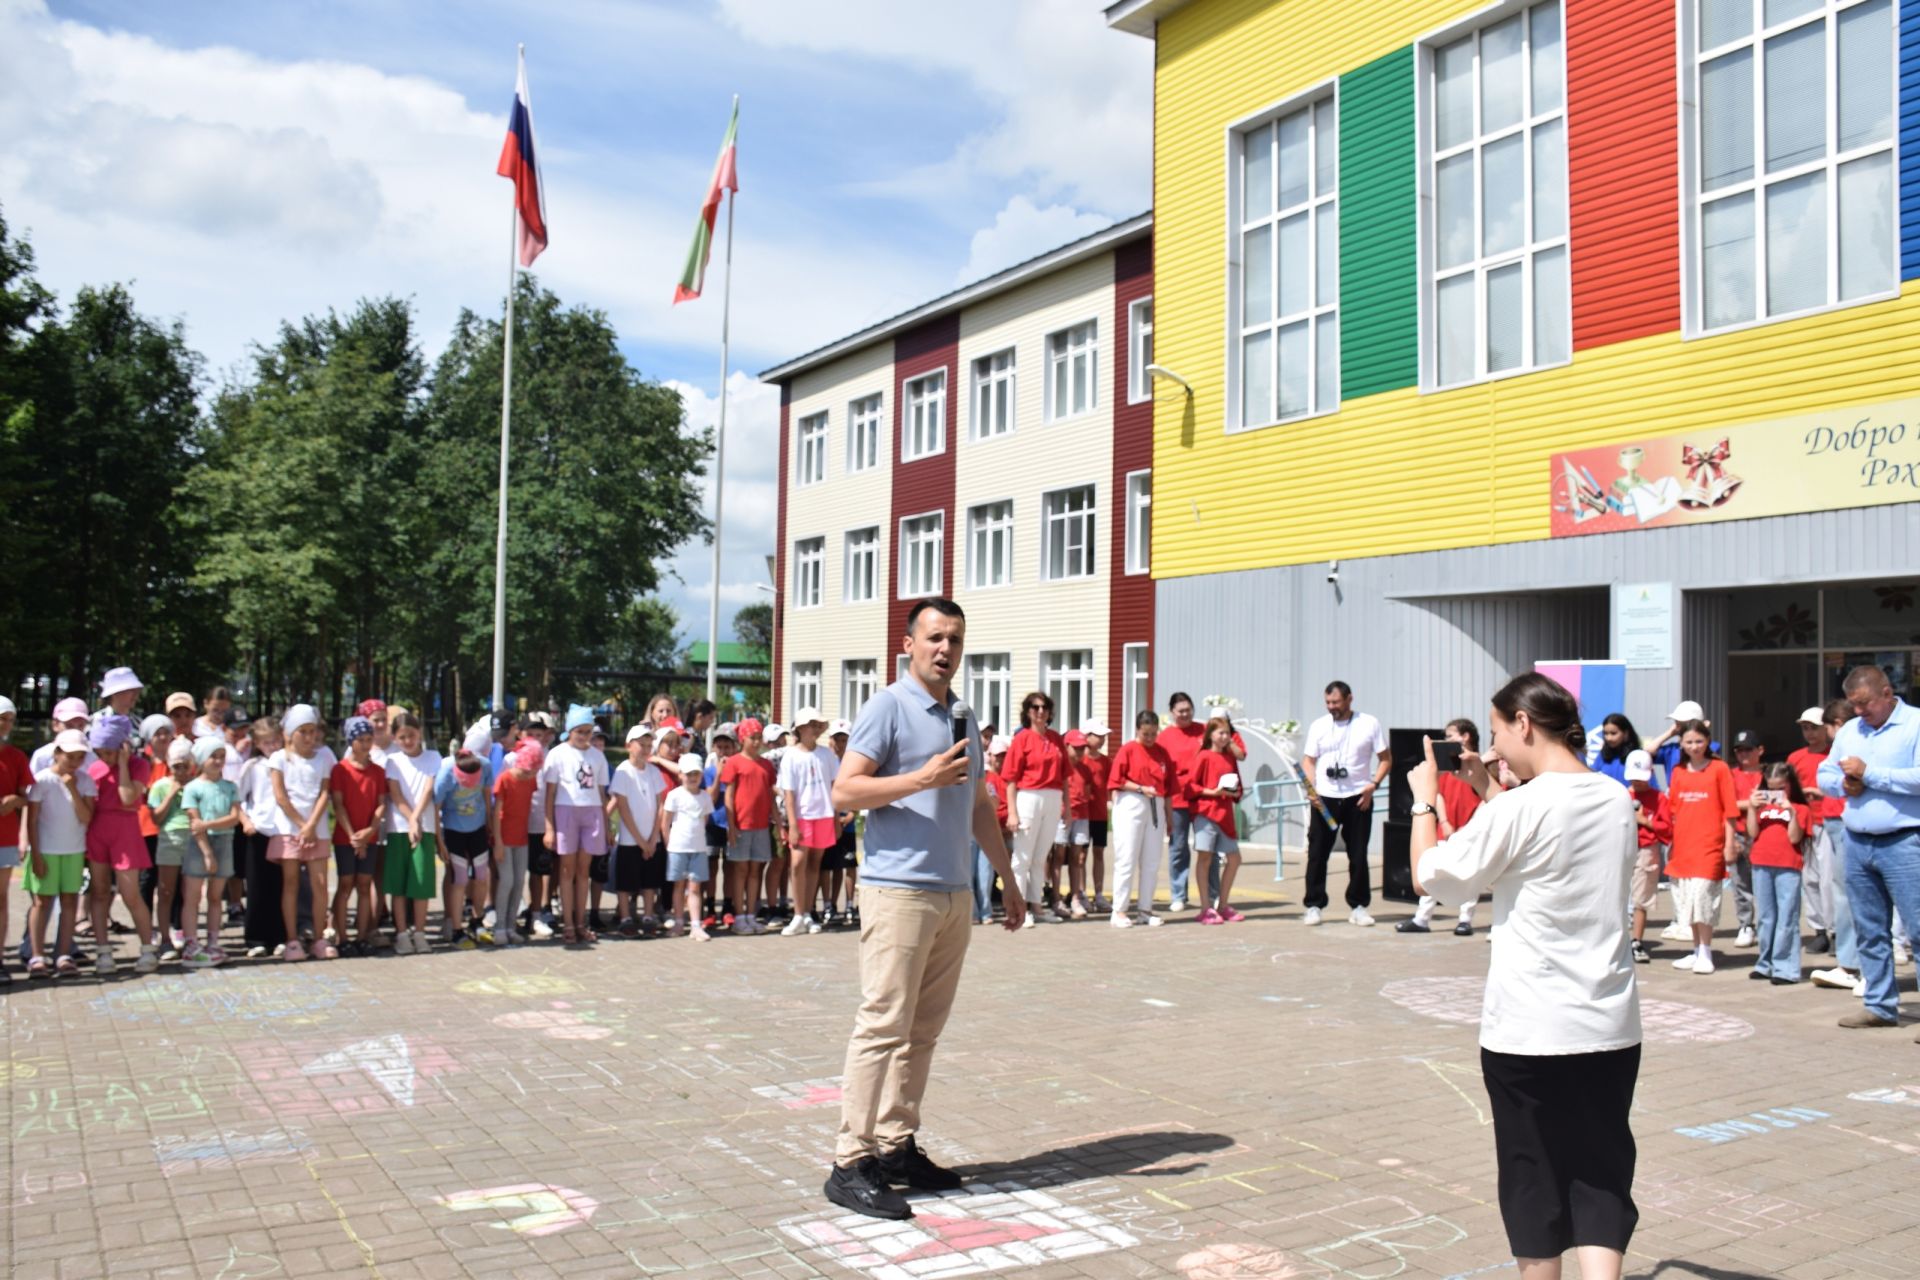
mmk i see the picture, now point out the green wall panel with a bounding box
[1339,45,1418,400]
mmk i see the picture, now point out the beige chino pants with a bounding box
[834,884,973,1164]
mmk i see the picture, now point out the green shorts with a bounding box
[155,828,194,868]
[24,851,84,896]
[383,832,439,901]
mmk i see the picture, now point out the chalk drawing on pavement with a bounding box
[438,1182,599,1236]
[1378,976,1754,1044]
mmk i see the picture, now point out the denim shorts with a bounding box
[0,845,19,870]
[667,849,710,883]
[1193,815,1239,856]
[726,827,772,863]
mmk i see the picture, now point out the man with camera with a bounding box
[1301,680,1391,927]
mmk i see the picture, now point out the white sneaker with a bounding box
[531,916,555,941]
[1303,907,1323,927]
[1671,953,1697,971]
[1141,913,1164,928]
[1693,952,1715,974]
[690,922,711,941]
[392,930,415,955]
[732,919,755,935]
[1810,966,1855,989]
[1021,914,1036,930]
[806,915,823,935]
[410,929,428,952]
[1111,914,1135,929]
[1853,977,1868,997]
[781,915,807,937]
[1660,923,1690,942]
[1168,899,1187,913]
[1735,926,1755,948]
[1349,907,1376,928]
[134,945,159,974]
[1897,941,1914,966]
[96,953,117,976]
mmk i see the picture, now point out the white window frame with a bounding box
[1040,485,1097,583]
[898,510,944,598]
[795,411,828,486]
[1127,296,1155,404]
[846,393,883,473]
[895,654,910,683]
[791,662,822,713]
[1122,643,1151,735]
[965,652,1014,735]
[1123,470,1152,576]
[901,370,947,462]
[1040,649,1096,733]
[1415,0,1570,391]
[843,525,879,604]
[1679,0,1901,338]
[1044,320,1099,423]
[965,499,1015,591]
[792,536,824,610]
[1226,85,1341,430]
[970,348,1017,441]
[841,659,878,722]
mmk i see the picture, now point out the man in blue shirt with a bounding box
[824,597,1022,1220]
[1819,665,1920,1034]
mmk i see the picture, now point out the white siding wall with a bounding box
[783,343,893,719]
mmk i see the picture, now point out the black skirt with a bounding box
[1481,1043,1640,1259]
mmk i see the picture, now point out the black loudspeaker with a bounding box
[1381,819,1418,903]
[1387,727,1445,821]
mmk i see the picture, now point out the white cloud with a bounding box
[958,196,1114,284]
[715,0,1151,214]
[659,372,782,643]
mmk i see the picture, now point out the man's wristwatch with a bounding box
[1410,802,1437,817]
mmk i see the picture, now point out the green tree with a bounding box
[732,601,773,654]
[0,210,59,689]
[412,276,710,710]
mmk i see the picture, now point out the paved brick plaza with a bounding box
[5,859,1919,1280]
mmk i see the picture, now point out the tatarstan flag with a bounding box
[673,100,738,304]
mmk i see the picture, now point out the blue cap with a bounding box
[564,704,596,733]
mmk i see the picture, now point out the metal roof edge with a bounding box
[757,211,1152,384]
[1104,0,1193,37]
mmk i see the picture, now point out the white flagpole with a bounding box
[490,45,523,716]
[705,94,738,706]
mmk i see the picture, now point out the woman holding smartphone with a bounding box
[1409,673,1640,1280]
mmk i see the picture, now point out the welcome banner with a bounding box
[1548,395,1920,539]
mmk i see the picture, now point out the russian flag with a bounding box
[496,49,547,267]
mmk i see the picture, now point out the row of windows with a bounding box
[792,645,1153,740]
[793,301,1155,487]
[1224,0,1898,431]
[789,474,1153,606]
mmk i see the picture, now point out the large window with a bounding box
[967,500,1014,590]
[899,512,944,597]
[1690,0,1896,332]
[1045,321,1097,422]
[1127,297,1155,403]
[1426,1,1568,388]
[847,393,882,473]
[796,412,827,486]
[844,526,878,604]
[842,659,878,722]
[792,537,824,609]
[902,371,946,461]
[1236,95,1339,426]
[965,653,1013,734]
[1042,649,1095,732]
[1124,470,1152,575]
[1122,643,1150,734]
[971,349,1016,440]
[792,662,822,713]
[1041,485,1096,582]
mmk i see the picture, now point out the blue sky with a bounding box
[0,0,1150,639]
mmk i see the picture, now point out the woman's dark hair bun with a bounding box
[1562,722,1589,751]
[1491,672,1585,753]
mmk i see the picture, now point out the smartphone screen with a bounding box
[1432,741,1464,773]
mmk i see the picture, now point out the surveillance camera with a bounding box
[1326,559,1340,584]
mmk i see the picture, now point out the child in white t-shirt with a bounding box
[609,725,665,935]
[660,755,714,941]
[24,731,96,977]
[268,705,337,961]
[543,706,610,945]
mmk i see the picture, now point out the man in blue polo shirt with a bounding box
[824,597,1022,1220]
[1820,665,1920,1036]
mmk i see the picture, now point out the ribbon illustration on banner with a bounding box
[1678,439,1742,509]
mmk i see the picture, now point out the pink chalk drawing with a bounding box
[491,1009,616,1041]
[752,1076,844,1110]
[1177,1242,1312,1279]
[779,1181,1138,1276]
[438,1182,598,1236]
[240,1033,461,1119]
[1378,976,1754,1044]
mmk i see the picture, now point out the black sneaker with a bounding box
[1808,930,1831,955]
[619,916,639,939]
[877,1136,964,1191]
[1631,939,1651,965]
[1394,919,1430,934]
[824,1157,913,1220]
[1452,921,1473,937]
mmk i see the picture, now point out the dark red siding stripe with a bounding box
[772,384,791,720]
[1109,238,1154,731]
[887,314,960,674]
[1567,0,1680,350]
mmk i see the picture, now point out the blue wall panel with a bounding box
[1902,0,1920,277]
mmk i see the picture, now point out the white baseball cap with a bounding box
[829,718,852,737]
[763,722,786,740]
[1624,749,1654,782]
[625,723,655,744]
[989,734,1012,754]
[53,729,89,753]
[1797,706,1827,726]
[791,707,827,730]
[0,695,14,717]
[1669,700,1705,722]
[677,753,705,774]
[1080,718,1112,738]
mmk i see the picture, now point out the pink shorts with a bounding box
[85,819,151,872]
[550,803,607,857]
[794,816,837,850]
[267,835,331,862]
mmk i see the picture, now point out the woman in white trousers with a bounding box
[1002,692,1068,926]
[1107,710,1175,927]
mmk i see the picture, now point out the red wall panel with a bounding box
[772,385,790,720]
[1567,0,1680,350]
[887,314,959,672]
[1108,237,1155,731]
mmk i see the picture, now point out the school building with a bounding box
[760,216,1156,737]
[1108,0,1920,760]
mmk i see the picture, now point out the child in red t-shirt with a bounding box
[1727,733,1765,948]
[1059,733,1097,918]
[491,737,541,944]
[1656,722,1738,974]
[1746,762,1809,984]
[328,717,387,955]
[1191,718,1245,924]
